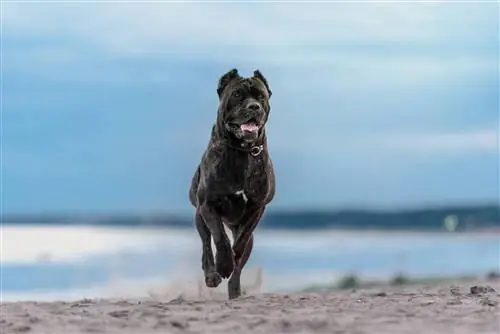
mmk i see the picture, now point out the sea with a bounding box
[2,225,499,301]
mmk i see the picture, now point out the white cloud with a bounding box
[3,1,497,58]
[266,129,499,155]
[3,1,496,87]
[374,130,499,152]
[4,1,496,93]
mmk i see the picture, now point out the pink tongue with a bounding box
[240,123,259,132]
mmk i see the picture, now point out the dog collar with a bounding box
[222,142,264,157]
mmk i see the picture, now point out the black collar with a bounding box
[212,124,265,157]
[221,142,264,157]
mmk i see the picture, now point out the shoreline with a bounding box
[4,223,500,235]
[4,270,499,302]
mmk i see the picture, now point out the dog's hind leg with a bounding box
[232,208,265,265]
[227,207,265,299]
[195,210,222,288]
[228,233,254,299]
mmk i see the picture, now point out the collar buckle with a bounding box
[250,145,264,157]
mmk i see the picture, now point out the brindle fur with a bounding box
[189,68,275,299]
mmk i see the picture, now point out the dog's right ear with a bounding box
[217,68,240,98]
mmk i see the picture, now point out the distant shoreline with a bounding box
[3,204,499,233]
[3,223,500,237]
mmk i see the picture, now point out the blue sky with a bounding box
[2,1,499,215]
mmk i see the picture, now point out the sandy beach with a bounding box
[2,280,499,334]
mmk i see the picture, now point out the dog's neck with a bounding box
[211,123,267,156]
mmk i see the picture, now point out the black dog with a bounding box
[189,68,275,299]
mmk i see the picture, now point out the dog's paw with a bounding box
[205,272,222,288]
[228,289,241,300]
[216,247,235,279]
[228,277,242,300]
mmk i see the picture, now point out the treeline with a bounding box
[3,204,499,232]
[259,205,500,231]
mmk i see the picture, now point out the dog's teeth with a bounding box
[240,123,259,132]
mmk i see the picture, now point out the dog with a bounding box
[189,68,275,299]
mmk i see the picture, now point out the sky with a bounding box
[2,1,499,215]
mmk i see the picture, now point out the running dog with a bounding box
[188,68,275,299]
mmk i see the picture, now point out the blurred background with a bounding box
[2,1,499,301]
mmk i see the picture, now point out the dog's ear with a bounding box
[217,68,240,97]
[253,70,272,98]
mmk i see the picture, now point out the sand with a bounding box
[2,280,499,334]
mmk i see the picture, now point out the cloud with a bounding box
[4,1,497,58]
[357,130,498,153]
[263,129,499,156]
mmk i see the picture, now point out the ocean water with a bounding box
[2,225,499,301]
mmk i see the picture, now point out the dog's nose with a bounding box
[247,102,261,111]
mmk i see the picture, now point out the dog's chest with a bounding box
[203,147,274,223]
[225,156,268,197]
[234,190,248,203]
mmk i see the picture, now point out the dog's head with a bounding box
[216,68,272,143]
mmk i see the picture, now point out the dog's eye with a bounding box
[233,91,241,98]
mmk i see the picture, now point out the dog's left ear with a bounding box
[253,70,272,98]
[217,68,241,98]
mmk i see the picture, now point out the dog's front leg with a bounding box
[195,210,222,288]
[228,207,265,299]
[199,201,234,279]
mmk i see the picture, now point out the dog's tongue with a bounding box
[240,123,259,132]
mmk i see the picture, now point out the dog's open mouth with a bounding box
[240,122,259,133]
[238,118,261,133]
